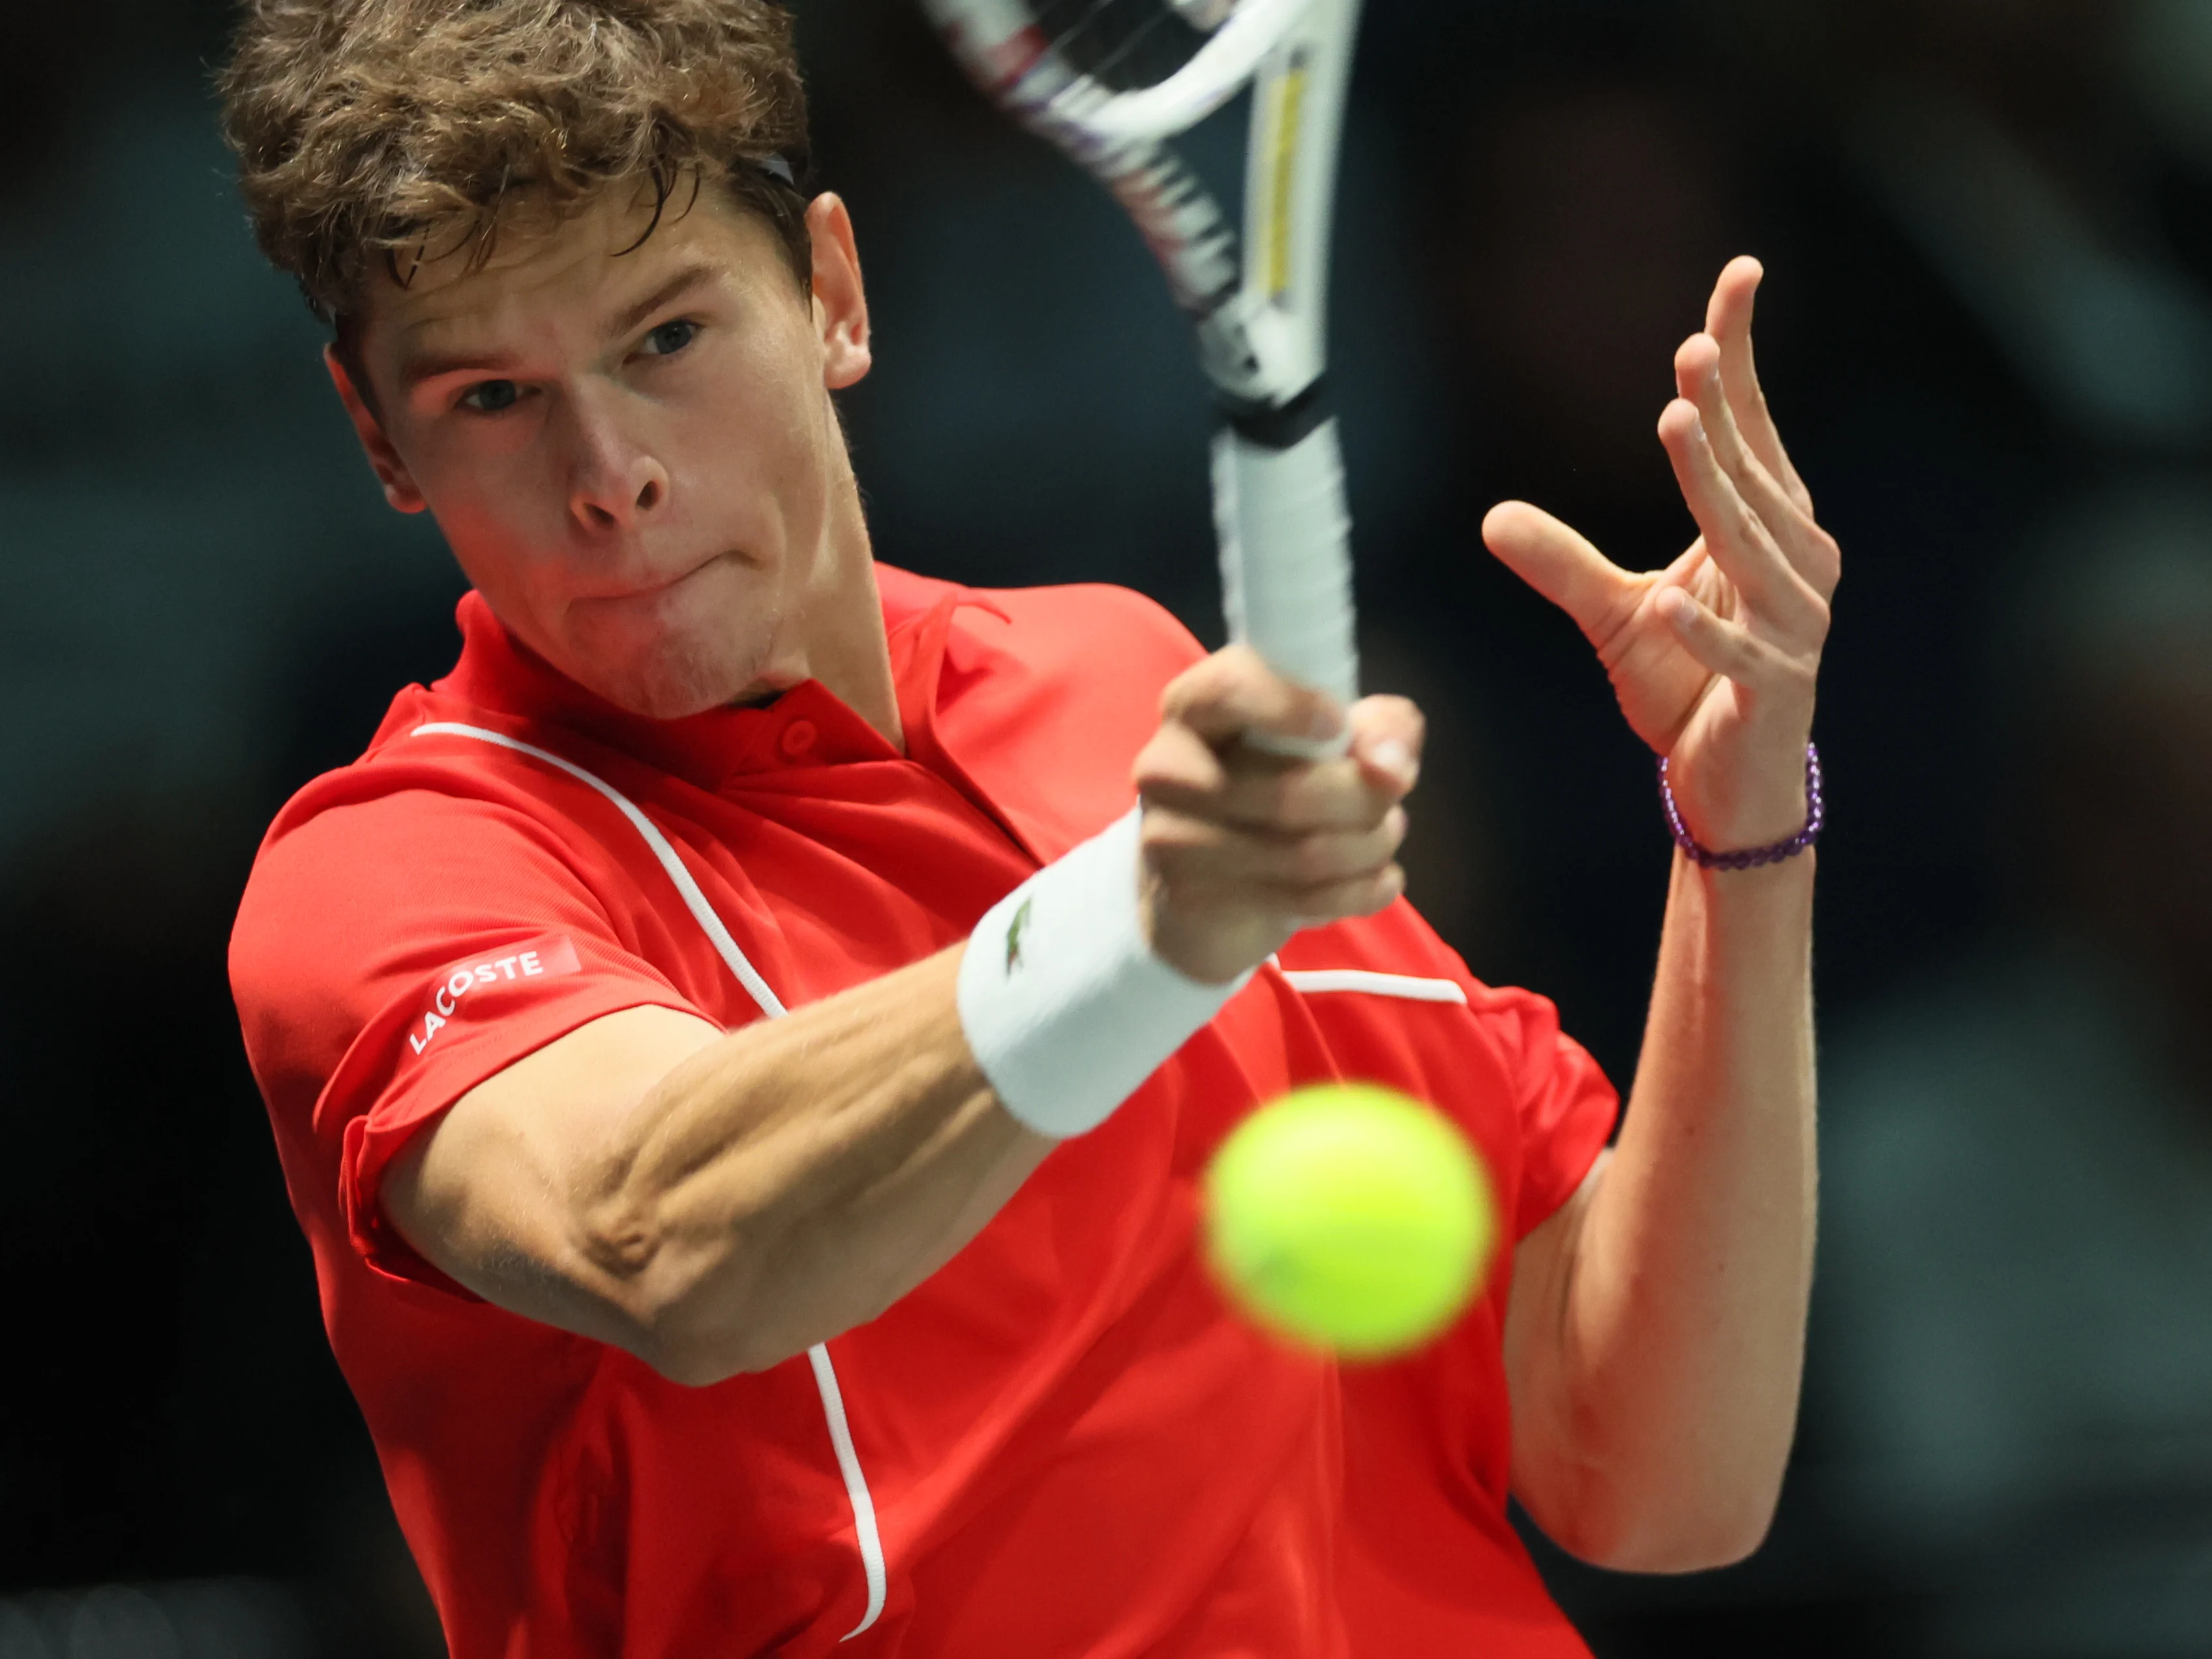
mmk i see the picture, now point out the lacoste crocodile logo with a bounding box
[1005,897,1034,975]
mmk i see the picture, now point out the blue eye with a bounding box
[644,319,698,357]
[460,379,520,413]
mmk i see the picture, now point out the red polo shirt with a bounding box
[231,564,1614,1658]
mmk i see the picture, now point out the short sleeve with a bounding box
[1479,985,1618,1240]
[231,786,708,1291]
[1276,902,1617,1244]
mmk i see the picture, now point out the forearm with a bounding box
[1519,850,1816,1569]
[391,946,1053,1384]
[586,946,1052,1380]
[1489,256,1832,1570]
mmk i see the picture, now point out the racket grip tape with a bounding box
[1212,416,1360,751]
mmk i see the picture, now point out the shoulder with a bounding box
[901,575,1209,859]
[1281,904,1586,1065]
[880,561,1202,658]
[235,771,583,970]
[966,582,1206,665]
[230,725,610,1079]
[941,580,1208,716]
[882,563,1206,690]
[238,698,590,948]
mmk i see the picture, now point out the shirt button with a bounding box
[779,719,818,759]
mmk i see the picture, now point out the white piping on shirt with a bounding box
[412,724,789,1018]
[410,721,890,1640]
[1279,968,1469,1005]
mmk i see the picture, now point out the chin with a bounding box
[501,550,798,717]
[578,557,798,717]
[558,618,775,719]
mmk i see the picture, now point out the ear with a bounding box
[806,193,873,391]
[324,344,428,514]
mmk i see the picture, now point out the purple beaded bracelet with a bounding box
[1657,743,1823,871]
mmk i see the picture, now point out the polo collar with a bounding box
[434,565,980,796]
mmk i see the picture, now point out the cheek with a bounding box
[709,321,833,481]
[407,424,568,557]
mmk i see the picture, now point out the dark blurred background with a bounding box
[7,0,2212,1654]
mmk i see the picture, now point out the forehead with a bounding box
[362,181,787,357]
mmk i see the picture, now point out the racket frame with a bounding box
[918,0,1365,717]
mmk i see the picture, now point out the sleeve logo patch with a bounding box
[408,935,582,1056]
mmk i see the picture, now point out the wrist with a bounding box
[1659,743,1823,871]
[1140,891,1290,987]
[958,809,1250,1139]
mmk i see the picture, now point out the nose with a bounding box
[564,389,670,533]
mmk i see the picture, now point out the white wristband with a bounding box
[957,807,1249,1139]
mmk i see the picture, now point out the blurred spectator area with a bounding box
[7,0,2212,1654]
[1811,481,2212,1658]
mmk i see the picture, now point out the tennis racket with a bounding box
[916,0,1365,745]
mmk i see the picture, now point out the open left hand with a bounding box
[1482,258,1838,853]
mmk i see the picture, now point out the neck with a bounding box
[784,473,904,754]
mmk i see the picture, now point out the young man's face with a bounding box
[334,183,872,719]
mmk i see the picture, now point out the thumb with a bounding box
[1481,501,1636,643]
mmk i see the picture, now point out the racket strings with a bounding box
[1079,3,1180,85]
[1032,0,1214,91]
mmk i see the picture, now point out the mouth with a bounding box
[576,551,734,608]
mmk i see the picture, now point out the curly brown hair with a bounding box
[219,0,815,327]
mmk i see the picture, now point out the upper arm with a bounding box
[233,782,723,1296]
[382,1004,725,1356]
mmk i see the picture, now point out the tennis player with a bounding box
[223,3,1834,1654]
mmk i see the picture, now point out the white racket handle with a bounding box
[1212,417,1359,753]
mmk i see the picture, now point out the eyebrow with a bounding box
[605,261,725,344]
[396,261,727,393]
[397,348,515,394]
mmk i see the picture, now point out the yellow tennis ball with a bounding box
[1202,1083,1497,1359]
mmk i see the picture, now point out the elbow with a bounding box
[640,1304,861,1388]
[571,1172,909,1387]
[1591,1500,1778,1576]
[1548,1508,1778,1578]
[1532,1465,1785,1576]
[611,1281,795,1389]
[575,1202,789,1387]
